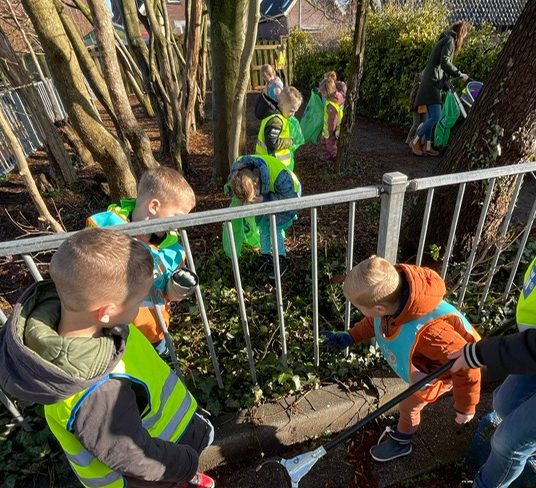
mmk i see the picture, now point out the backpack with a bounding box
[255,92,279,120]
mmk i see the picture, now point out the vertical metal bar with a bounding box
[478,174,524,317]
[0,389,30,431]
[344,202,356,333]
[269,214,288,369]
[225,221,257,383]
[22,254,43,281]
[416,188,435,266]
[441,183,466,280]
[377,172,408,263]
[504,193,536,298]
[458,178,496,307]
[311,208,319,367]
[179,230,223,388]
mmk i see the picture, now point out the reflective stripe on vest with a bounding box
[256,114,292,167]
[517,256,536,331]
[374,300,479,385]
[322,100,343,139]
[44,325,197,488]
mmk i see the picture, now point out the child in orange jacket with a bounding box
[323,256,481,462]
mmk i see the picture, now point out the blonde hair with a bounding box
[137,167,196,209]
[261,64,275,77]
[279,86,303,112]
[323,70,337,81]
[50,228,153,312]
[319,78,337,99]
[230,168,258,204]
[343,255,402,308]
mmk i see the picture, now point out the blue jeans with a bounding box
[474,375,536,488]
[416,103,442,142]
[258,217,294,256]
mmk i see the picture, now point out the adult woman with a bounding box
[410,21,470,157]
[261,63,283,101]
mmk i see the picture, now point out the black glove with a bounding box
[168,266,198,300]
[321,330,354,350]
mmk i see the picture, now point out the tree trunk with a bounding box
[0,107,64,233]
[182,0,203,152]
[228,0,260,164]
[405,0,536,259]
[335,0,369,173]
[195,8,209,123]
[58,122,96,168]
[87,0,158,173]
[23,0,137,200]
[207,0,248,183]
[0,25,76,186]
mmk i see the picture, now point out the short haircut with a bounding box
[137,167,196,209]
[279,86,303,112]
[319,78,337,99]
[343,255,402,308]
[261,64,275,77]
[230,168,258,204]
[50,228,153,312]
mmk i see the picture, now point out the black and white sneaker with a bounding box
[269,256,289,280]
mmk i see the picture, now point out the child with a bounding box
[318,77,344,162]
[0,228,215,488]
[405,71,427,145]
[256,86,303,171]
[323,70,347,100]
[323,256,481,462]
[225,154,301,278]
[87,167,197,355]
[261,63,283,101]
[274,43,286,85]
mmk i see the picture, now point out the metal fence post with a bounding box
[377,172,408,263]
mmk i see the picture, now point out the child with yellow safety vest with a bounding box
[0,229,215,488]
[225,154,301,279]
[87,167,197,356]
[318,77,344,162]
[322,256,481,462]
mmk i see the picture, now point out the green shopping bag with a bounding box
[300,89,324,144]
[434,91,461,148]
[222,196,261,258]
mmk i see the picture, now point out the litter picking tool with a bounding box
[256,359,455,487]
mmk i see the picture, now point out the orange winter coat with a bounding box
[349,264,481,415]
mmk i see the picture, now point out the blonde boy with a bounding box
[0,228,214,488]
[256,86,303,171]
[323,256,481,462]
[87,167,197,353]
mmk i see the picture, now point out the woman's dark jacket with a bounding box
[415,29,463,106]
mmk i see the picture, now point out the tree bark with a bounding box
[195,8,208,123]
[0,106,64,233]
[87,0,158,173]
[404,0,536,259]
[207,0,248,183]
[23,0,137,200]
[228,0,260,164]
[335,0,369,173]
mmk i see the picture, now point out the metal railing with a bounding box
[1,162,535,425]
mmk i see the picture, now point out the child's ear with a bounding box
[375,304,388,316]
[96,304,116,324]
[147,198,161,216]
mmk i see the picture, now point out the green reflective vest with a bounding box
[253,154,300,194]
[44,325,197,488]
[322,100,343,139]
[517,256,536,331]
[256,114,293,168]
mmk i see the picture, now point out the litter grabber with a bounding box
[256,359,455,487]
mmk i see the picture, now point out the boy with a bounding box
[226,154,300,278]
[87,167,197,355]
[256,86,303,171]
[323,256,481,462]
[0,228,215,487]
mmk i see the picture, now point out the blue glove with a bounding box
[321,330,354,350]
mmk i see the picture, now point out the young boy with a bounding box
[318,77,344,162]
[225,154,301,278]
[255,86,303,171]
[0,228,215,488]
[87,167,196,355]
[323,255,481,462]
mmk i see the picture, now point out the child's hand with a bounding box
[321,330,354,350]
[455,412,474,424]
[447,349,470,373]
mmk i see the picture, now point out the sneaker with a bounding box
[370,426,413,462]
[177,472,215,488]
[409,139,423,156]
[258,254,272,273]
[269,256,289,280]
[424,147,440,156]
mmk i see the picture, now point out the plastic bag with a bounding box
[222,196,261,258]
[299,89,324,144]
[434,91,461,148]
